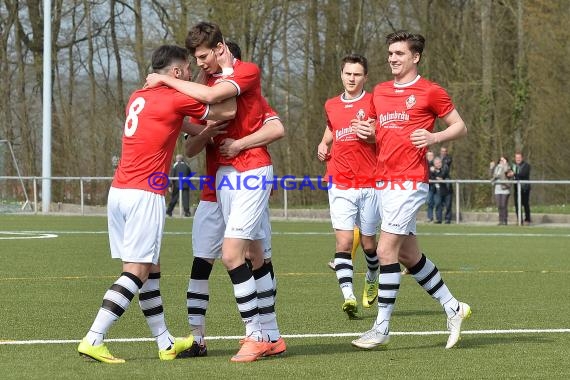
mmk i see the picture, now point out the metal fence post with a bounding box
[517,181,522,226]
[80,178,84,216]
[33,177,38,214]
[455,182,461,224]
[283,183,288,219]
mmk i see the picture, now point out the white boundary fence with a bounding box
[1,176,570,225]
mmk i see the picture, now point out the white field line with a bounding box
[2,329,570,345]
[0,231,58,240]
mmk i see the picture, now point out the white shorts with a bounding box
[261,206,272,259]
[216,165,272,240]
[107,187,165,264]
[191,201,272,260]
[328,185,380,236]
[377,181,428,235]
[192,201,225,260]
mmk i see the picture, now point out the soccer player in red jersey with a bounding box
[317,54,380,319]
[145,24,281,362]
[350,31,471,350]
[77,45,236,364]
[182,95,285,359]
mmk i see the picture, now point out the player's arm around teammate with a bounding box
[77,45,236,364]
[219,117,285,159]
[145,40,238,104]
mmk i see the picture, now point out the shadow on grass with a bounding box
[458,334,555,349]
[333,308,442,322]
[107,334,557,363]
[393,309,442,317]
[277,334,554,357]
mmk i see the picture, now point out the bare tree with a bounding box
[2,0,570,208]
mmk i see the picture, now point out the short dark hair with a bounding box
[151,45,188,72]
[386,31,425,61]
[341,54,368,75]
[225,40,242,60]
[186,21,224,55]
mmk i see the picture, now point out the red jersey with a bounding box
[112,86,208,194]
[199,97,278,202]
[209,59,272,171]
[324,91,376,188]
[260,96,279,124]
[369,76,455,183]
[200,143,219,202]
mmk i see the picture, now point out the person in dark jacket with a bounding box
[430,157,452,224]
[512,152,531,225]
[166,154,192,217]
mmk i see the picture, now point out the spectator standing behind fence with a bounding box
[438,146,453,222]
[439,146,452,171]
[430,157,452,224]
[512,152,531,225]
[166,154,192,217]
[490,156,513,225]
[426,150,435,222]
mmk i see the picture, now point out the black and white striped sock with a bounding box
[334,252,354,300]
[254,262,280,341]
[409,253,459,317]
[363,248,379,281]
[139,272,174,350]
[85,272,142,346]
[374,263,401,331]
[187,258,213,339]
[228,263,261,339]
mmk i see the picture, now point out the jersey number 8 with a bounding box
[124,97,146,137]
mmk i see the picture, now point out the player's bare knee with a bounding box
[360,235,377,252]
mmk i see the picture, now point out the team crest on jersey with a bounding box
[405,95,416,109]
[356,109,366,121]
